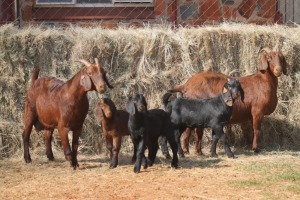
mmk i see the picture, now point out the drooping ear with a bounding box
[103,71,114,89]
[80,74,92,91]
[223,80,229,93]
[281,56,288,75]
[258,55,269,72]
[239,86,245,102]
[126,99,136,115]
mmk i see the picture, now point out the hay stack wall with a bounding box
[0,24,299,159]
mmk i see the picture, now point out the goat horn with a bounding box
[76,59,92,67]
[259,47,271,54]
[95,58,99,67]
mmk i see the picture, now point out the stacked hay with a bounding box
[0,23,299,159]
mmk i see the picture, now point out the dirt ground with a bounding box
[0,149,299,200]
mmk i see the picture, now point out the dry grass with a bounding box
[0,23,300,159]
[0,151,299,200]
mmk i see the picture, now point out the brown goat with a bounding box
[94,98,131,169]
[22,59,113,169]
[169,47,288,154]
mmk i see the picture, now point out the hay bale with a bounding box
[0,23,300,159]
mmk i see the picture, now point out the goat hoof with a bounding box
[179,153,185,158]
[109,163,117,169]
[253,148,261,153]
[134,166,140,173]
[47,155,55,161]
[48,157,55,161]
[183,150,190,155]
[25,158,32,163]
[71,161,79,170]
[210,153,218,158]
[196,151,204,156]
[227,154,236,159]
[171,163,178,169]
[147,160,154,167]
[163,153,172,160]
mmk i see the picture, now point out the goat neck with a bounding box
[65,70,89,98]
[129,111,145,130]
[101,112,115,131]
[263,66,279,89]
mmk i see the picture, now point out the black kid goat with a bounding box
[163,78,242,158]
[126,94,178,173]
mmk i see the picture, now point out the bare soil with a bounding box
[0,150,299,200]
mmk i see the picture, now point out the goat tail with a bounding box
[168,84,185,94]
[31,67,40,87]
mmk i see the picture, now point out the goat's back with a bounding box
[170,97,231,128]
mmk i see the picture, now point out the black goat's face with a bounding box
[132,93,148,112]
[224,79,242,101]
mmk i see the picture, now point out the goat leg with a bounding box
[133,138,146,173]
[214,127,235,158]
[58,126,72,161]
[110,137,121,169]
[181,128,191,154]
[195,128,204,156]
[166,133,179,168]
[175,129,185,158]
[210,132,219,158]
[131,143,137,163]
[147,141,159,167]
[45,129,54,161]
[105,136,113,160]
[159,136,171,160]
[22,103,36,163]
[71,131,81,169]
[252,115,263,153]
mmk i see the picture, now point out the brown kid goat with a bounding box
[94,98,132,169]
[168,47,288,155]
[22,59,113,169]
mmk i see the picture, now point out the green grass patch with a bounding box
[228,155,300,197]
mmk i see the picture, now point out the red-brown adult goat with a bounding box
[169,47,288,155]
[22,59,113,169]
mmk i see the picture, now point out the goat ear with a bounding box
[239,86,245,102]
[282,56,288,75]
[103,72,113,89]
[258,55,268,72]
[80,74,92,91]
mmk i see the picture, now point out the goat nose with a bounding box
[97,85,106,93]
[274,67,282,76]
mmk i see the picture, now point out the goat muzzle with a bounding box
[222,91,234,107]
[273,67,283,77]
[96,85,106,93]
